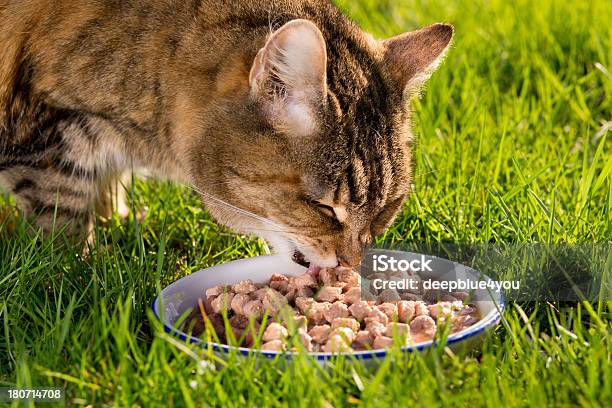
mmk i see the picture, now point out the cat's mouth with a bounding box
[292,250,322,276]
[292,249,310,267]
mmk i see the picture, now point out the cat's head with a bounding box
[192,19,452,269]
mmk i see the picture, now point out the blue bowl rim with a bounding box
[151,257,506,361]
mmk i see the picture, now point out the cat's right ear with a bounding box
[249,19,327,137]
[381,23,454,97]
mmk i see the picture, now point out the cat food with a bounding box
[184,267,480,352]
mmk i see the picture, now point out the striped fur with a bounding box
[0,0,452,265]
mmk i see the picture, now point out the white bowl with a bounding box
[152,253,505,361]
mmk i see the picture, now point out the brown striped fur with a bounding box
[0,0,452,266]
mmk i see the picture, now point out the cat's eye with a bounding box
[314,202,336,219]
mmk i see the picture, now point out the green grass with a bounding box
[1,0,611,406]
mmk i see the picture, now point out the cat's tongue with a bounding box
[306,264,321,276]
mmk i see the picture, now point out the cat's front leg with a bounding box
[0,165,96,238]
[0,116,124,240]
[95,171,132,221]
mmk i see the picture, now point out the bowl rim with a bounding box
[151,254,506,361]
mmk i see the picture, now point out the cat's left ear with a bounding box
[249,19,327,137]
[381,23,454,96]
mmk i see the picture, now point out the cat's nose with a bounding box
[337,234,365,268]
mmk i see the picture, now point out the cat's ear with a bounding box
[381,23,453,96]
[249,19,327,136]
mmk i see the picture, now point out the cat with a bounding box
[0,0,453,269]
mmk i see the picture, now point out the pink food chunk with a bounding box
[270,280,289,294]
[210,292,234,314]
[305,302,332,325]
[372,335,394,349]
[428,302,453,319]
[365,307,389,325]
[253,288,270,300]
[261,340,285,351]
[230,293,250,315]
[414,301,430,317]
[409,315,437,341]
[285,285,314,303]
[344,287,362,305]
[262,322,288,342]
[281,313,308,331]
[242,299,264,320]
[397,300,416,323]
[377,303,399,320]
[295,286,314,298]
[316,286,342,302]
[324,301,349,322]
[348,301,372,321]
[318,268,337,285]
[384,322,411,339]
[332,326,355,343]
[455,304,477,316]
[298,328,314,351]
[364,321,386,338]
[270,274,290,294]
[205,284,228,299]
[353,330,372,347]
[261,288,289,316]
[337,268,360,287]
[295,297,315,314]
[322,334,351,353]
[308,324,331,344]
[294,273,318,288]
[269,273,289,284]
[330,317,360,332]
[232,279,257,294]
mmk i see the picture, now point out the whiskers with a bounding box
[182,182,285,231]
[178,182,324,252]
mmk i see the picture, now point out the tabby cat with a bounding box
[0,0,452,268]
